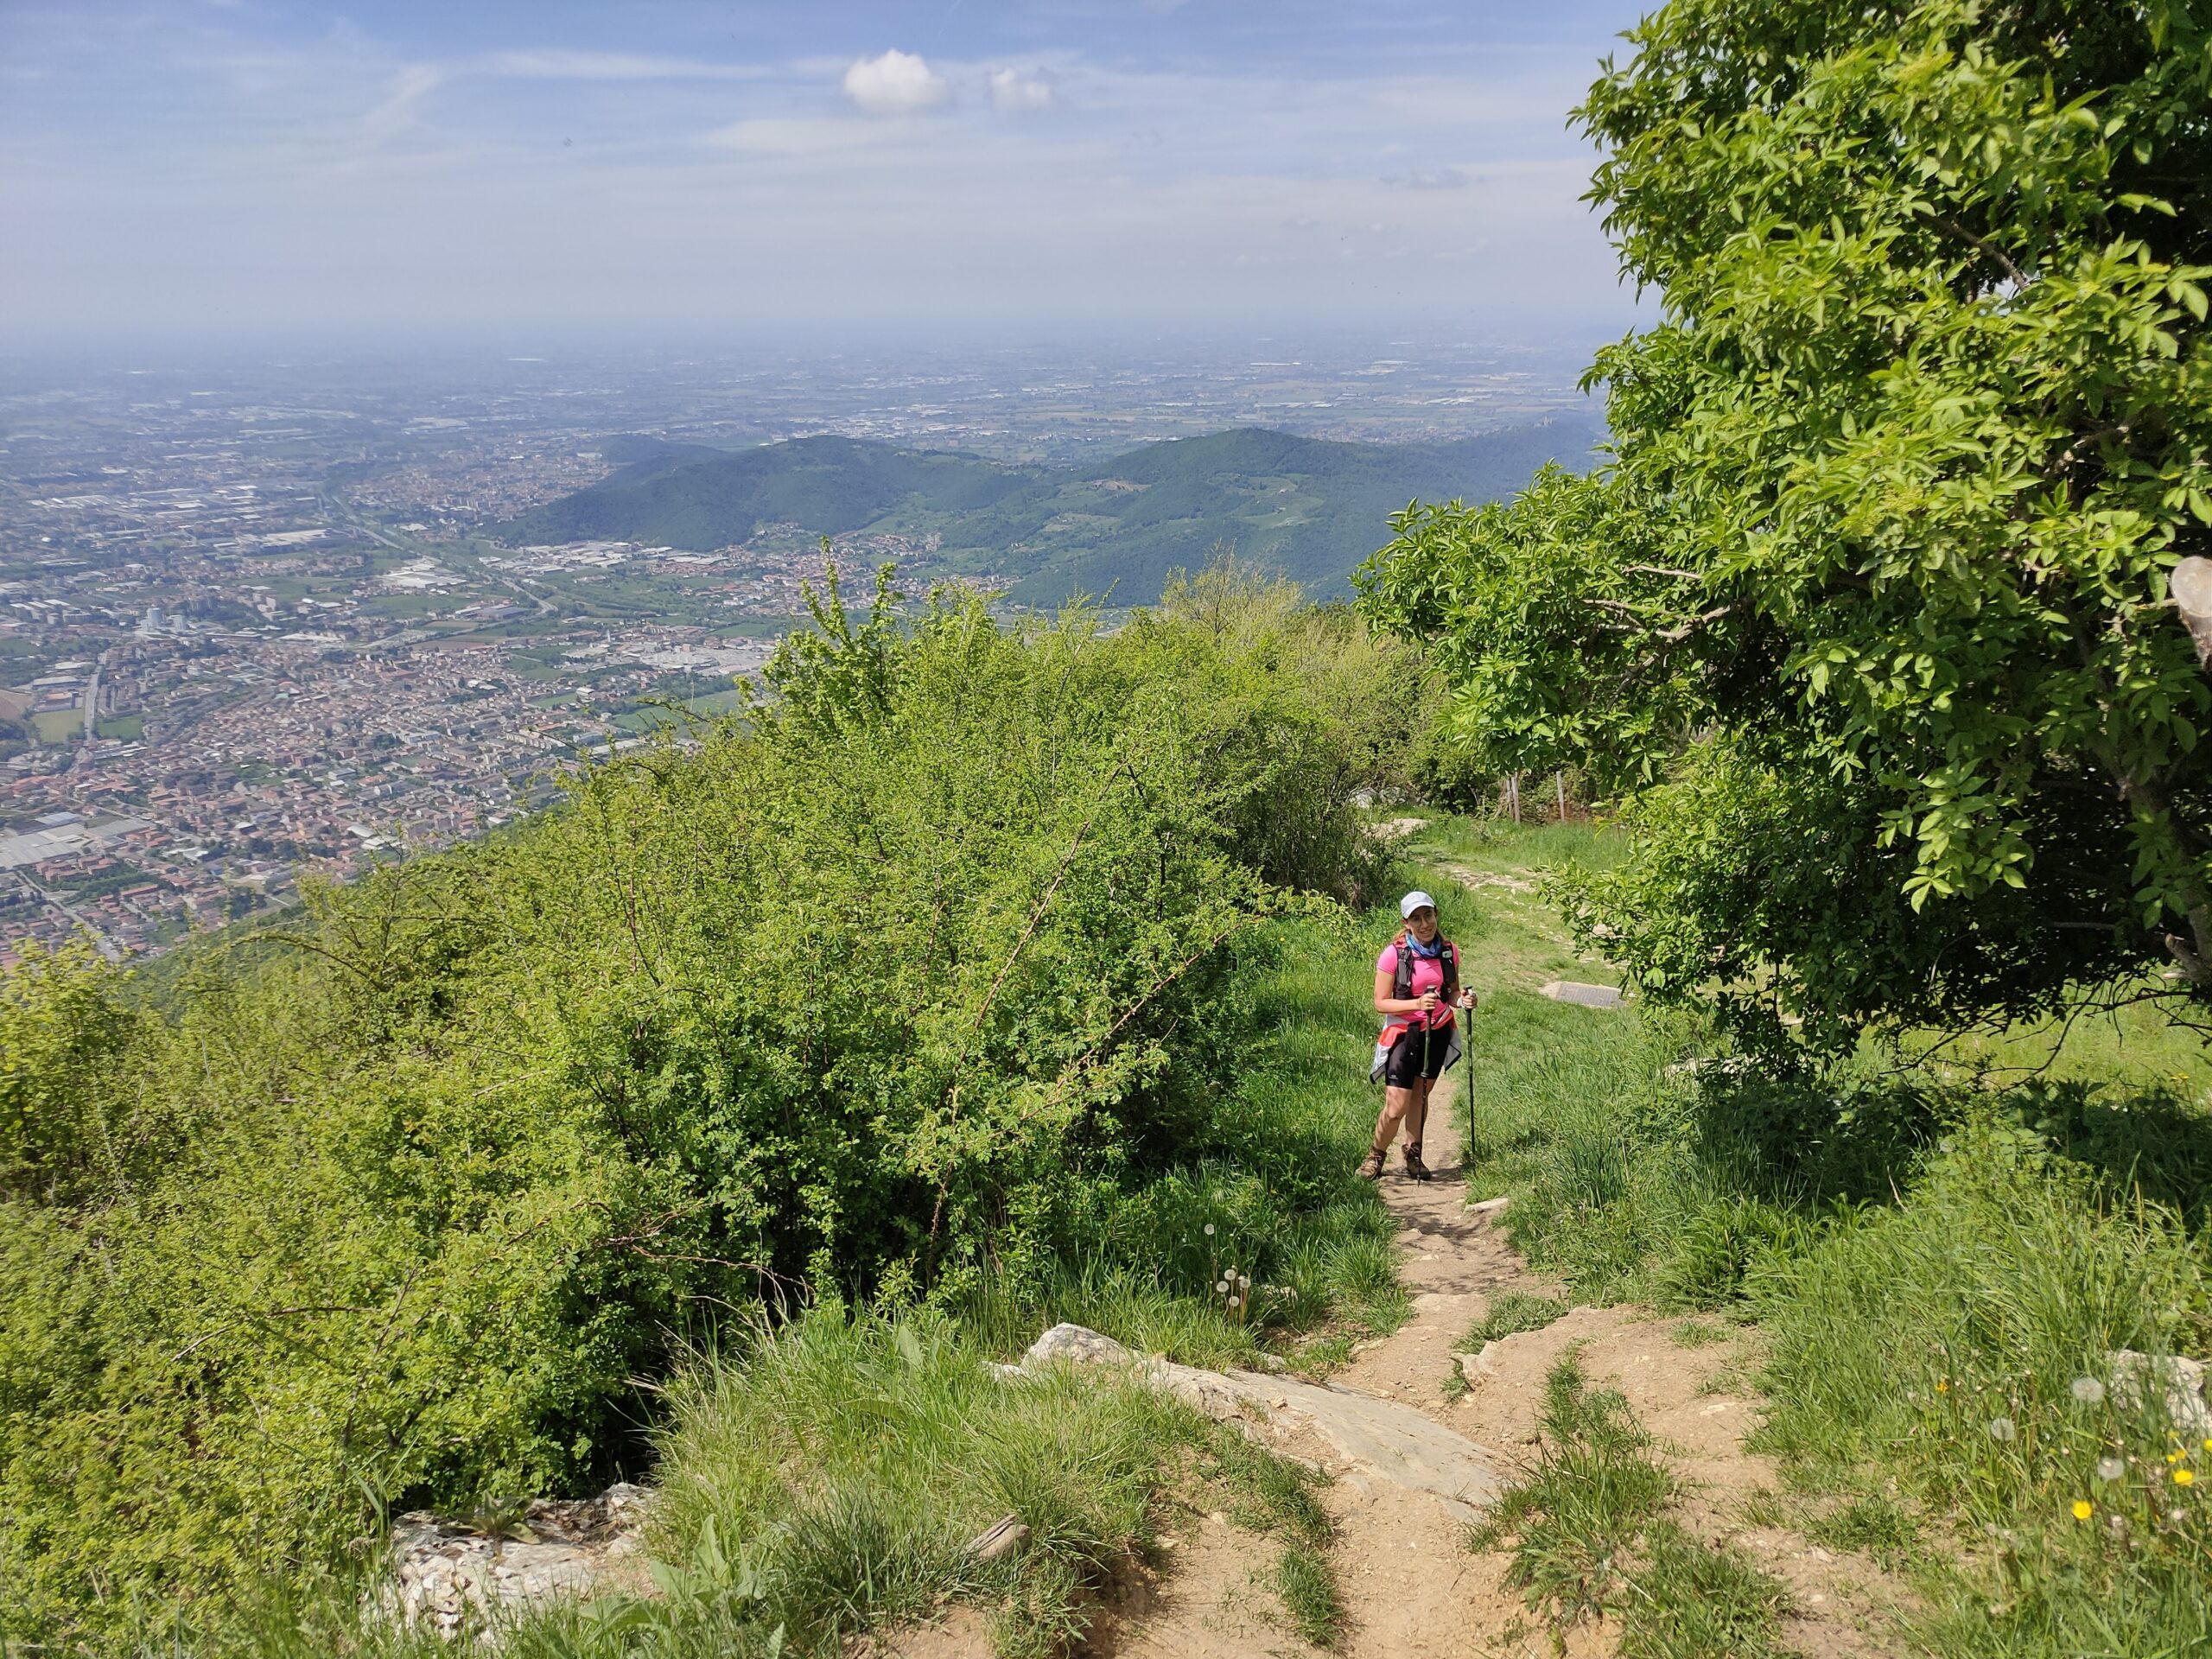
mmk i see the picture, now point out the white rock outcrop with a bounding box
[2108,1350,2212,1440]
[388,1482,652,1637]
[1015,1323,1503,1520]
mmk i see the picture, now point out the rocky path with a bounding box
[861,1053,1914,1659]
[1071,1074,1909,1659]
[1320,1081,1910,1658]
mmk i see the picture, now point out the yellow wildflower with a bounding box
[2177,1469,2196,1487]
[2073,1499,2094,1520]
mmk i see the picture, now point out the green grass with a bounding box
[95,715,144,741]
[1468,1349,1790,1655]
[1434,817,2212,1658]
[1458,1291,1567,1351]
[1275,1544,1344,1649]
[30,709,79,743]
[648,1306,1192,1656]
[1468,1350,1675,1624]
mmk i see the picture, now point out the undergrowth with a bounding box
[1447,821,2212,1657]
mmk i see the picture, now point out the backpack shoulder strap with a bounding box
[1391,934,1413,1001]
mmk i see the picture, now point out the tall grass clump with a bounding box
[1749,1130,2212,1658]
[647,1305,1199,1656]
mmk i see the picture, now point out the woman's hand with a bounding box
[1457,989,1478,1011]
[1416,991,1440,1013]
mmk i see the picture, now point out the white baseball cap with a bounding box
[1400,890,1437,918]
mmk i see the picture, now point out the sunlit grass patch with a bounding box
[1458,1291,1567,1351]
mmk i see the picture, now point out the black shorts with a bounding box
[1382,1023,1452,1087]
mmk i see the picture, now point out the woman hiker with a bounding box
[1360,890,1475,1181]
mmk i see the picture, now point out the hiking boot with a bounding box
[1402,1144,1432,1182]
[1357,1147,1386,1180]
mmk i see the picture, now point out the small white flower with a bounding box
[2171,1507,2189,1525]
[1989,1417,2017,1442]
[2097,1456,2127,1482]
[2071,1376,2107,1406]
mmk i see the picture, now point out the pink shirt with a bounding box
[1377,940,1458,1031]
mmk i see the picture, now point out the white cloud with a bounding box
[842,49,950,117]
[989,67,1058,113]
[359,64,442,147]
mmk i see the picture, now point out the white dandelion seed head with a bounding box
[1989,1417,2017,1442]
[1216,1280,1230,1294]
[1228,1295,1243,1309]
[2171,1507,2189,1525]
[1204,1224,1216,1236]
[2098,1456,2127,1481]
[2072,1376,2107,1405]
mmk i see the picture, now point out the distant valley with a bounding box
[499,423,1602,602]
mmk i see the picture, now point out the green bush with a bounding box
[0,575,1392,1644]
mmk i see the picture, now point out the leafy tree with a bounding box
[1361,0,2212,1050]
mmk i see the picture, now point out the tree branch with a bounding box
[1920,209,2026,288]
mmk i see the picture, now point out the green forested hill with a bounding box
[499,423,1599,601]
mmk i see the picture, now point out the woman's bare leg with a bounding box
[1402,1077,1431,1152]
[1370,1084,1417,1153]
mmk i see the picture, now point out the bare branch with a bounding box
[1651,604,1738,645]
[1920,209,2027,288]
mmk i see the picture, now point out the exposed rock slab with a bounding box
[2109,1349,2212,1438]
[388,1483,652,1637]
[1019,1324,1502,1520]
[1539,980,1624,1007]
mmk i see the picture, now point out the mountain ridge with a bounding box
[501,421,1601,601]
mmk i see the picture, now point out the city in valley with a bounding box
[0,335,1595,963]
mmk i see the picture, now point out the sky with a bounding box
[1,1,1655,346]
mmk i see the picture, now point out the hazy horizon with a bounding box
[3,0,1653,345]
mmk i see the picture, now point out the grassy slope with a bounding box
[1427,818,2212,1659]
[130,900,1411,1658]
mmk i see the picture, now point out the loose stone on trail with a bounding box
[1540,980,1625,1007]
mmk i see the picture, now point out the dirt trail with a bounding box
[881,1075,1908,1658]
[1312,1078,1908,1659]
